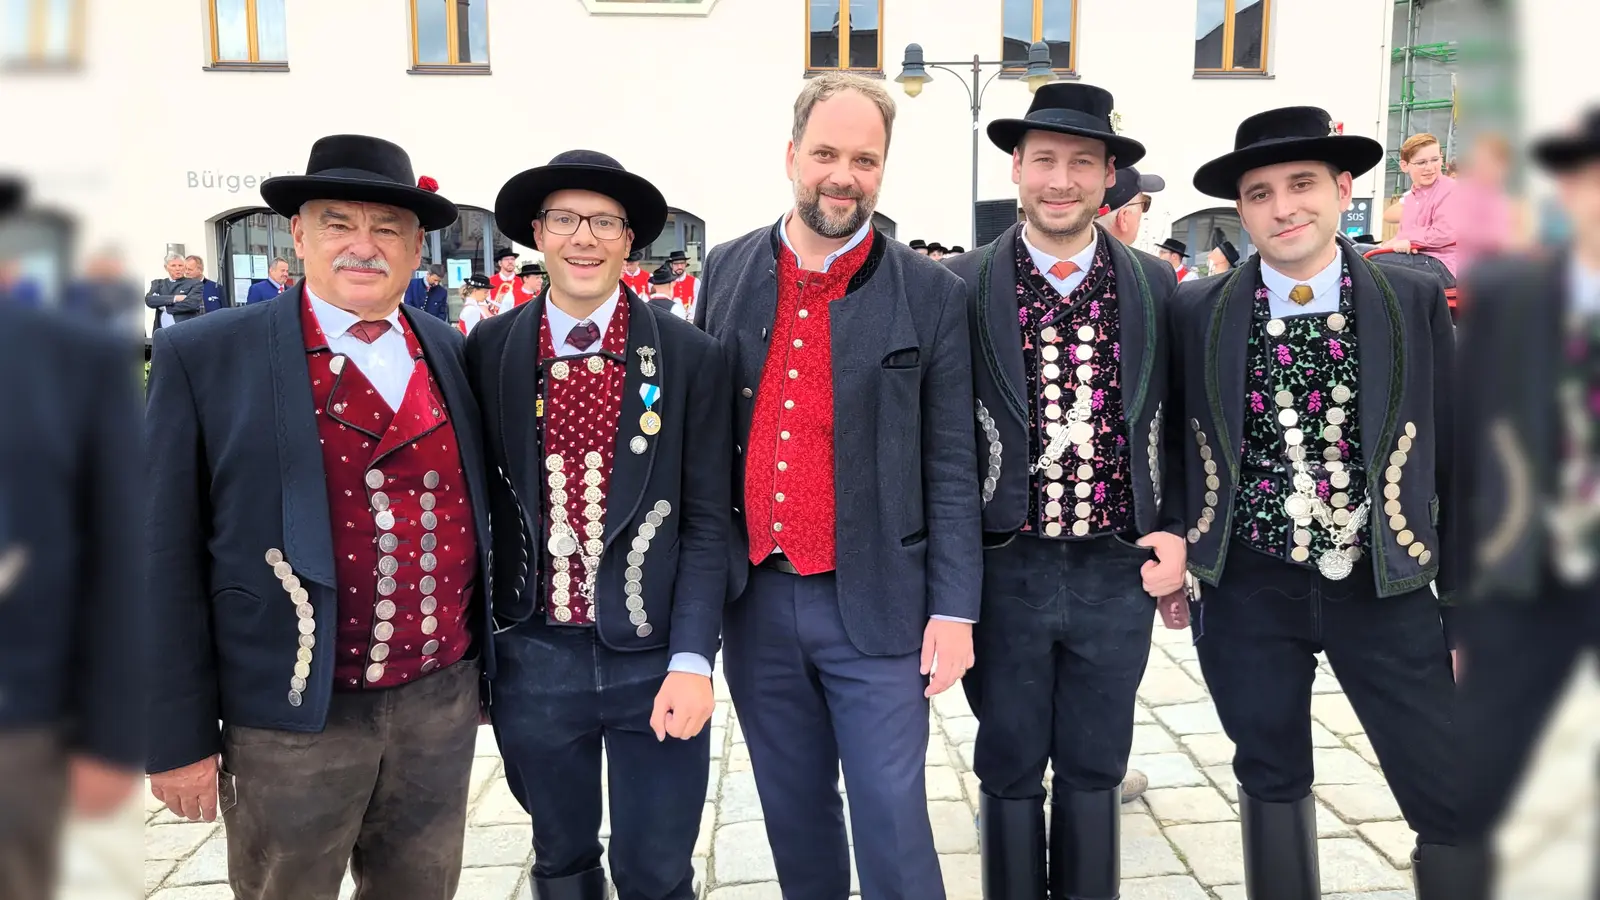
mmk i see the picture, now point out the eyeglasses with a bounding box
[1134,195,1152,213]
[538,209,629,241]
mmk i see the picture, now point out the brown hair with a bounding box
[792,73,897,155]
[1400,133,1441,162]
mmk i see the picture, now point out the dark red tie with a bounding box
[566,322,601,351]
[348,320,392,344]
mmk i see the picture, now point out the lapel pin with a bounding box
[638,346,658,378]
[639,383,662,436]
[630,436,648,455]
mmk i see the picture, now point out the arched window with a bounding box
[420,205,511,319]
[214,207,298,307]
[870,211,896,240]
[641,207,707,269]
[1169,207,1253,273]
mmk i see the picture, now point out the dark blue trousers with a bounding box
[723,566,945,900]
[490,619,709,900]
[1195,546,1456,844]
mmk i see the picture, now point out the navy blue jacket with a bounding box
[200,278,226,313]
[245,279,288,305]
[143,286,495,773]
[0,304,145,768]
[405,277,451,322]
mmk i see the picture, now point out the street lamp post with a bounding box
[895,41,1057,250]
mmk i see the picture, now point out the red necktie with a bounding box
[348,320,392,344]
[1049,260,1081,280]
[566,322,601,351]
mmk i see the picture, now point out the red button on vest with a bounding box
[744,231,874,575]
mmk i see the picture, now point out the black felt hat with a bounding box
[1350,233,1379,245]
[1156,238,1188,258]
[1193,106,1384,200]
[1103,166,1165,214]
[462,273,492,291]
[909,239,927,250]
[988,83,1146,167]
[627,249,645,263]
[495,150,668,253]
[949,245,965,254]
[517,262,544,277]
[1216,240,1240,266]
[926,242,947,254]
[1533,107,1600,172]
[495,247,518,262]
[261,134,458,231]
[649,263,677,286]
[666,249,689,263]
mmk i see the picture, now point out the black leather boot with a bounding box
[1048,786,1120,900]
[1412,842,1491,900]
[980,792,1047,900]
[531,865,608,900]
[1238,789,1318,900]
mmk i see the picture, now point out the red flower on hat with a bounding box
[417,175,440,192]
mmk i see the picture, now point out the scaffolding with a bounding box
[1387,0,1460,194]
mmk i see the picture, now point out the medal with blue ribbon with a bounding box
[639,383,662,436]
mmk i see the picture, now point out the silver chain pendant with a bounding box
[1317,549,1355,581]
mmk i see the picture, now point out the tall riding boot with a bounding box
[531,865,608,900]
[1238,789,1319,900]
[979,792,1047,900]
[1048,786,1120,900]
[1412,842,1491,900]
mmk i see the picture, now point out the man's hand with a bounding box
[1156,590,1191,630]
[1136,532,1187,597]
[69,755,140,818]
[921,619,974,699]
[1385,239,1414,254]
[650,672,715,741]
[149,755,220,822]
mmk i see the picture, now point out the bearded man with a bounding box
[692,72,982,900]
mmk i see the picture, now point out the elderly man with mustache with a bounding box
[144,134,494,900]
[694,73,981,900]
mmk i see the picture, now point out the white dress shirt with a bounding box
[1260,252,1345,319]
[307,288,413,411]
[1571,255,1600,319]
[547,288,711,678]
[777,213,872,272]
[1022,226,1098,297]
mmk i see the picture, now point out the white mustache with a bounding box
[333,255,390,274]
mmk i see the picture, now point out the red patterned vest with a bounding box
[744,231,874,574]
[539,297,631,625]
[300,294,478,690]
[621,267,650,300]
[672,274,698,318]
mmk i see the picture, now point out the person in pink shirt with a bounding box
[1380,132,1463,286]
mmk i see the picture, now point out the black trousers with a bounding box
[1457,576,1600,841]
[963,534,1156,798]
[1195,546,1457,844]
[491,619,709,900]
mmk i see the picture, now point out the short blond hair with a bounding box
[1401,133,1440,162]
[792,73,897,155]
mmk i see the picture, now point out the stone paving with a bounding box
[94,622,1596,899]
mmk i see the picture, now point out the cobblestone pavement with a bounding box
[105,623,1597,899]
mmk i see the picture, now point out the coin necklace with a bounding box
[1030,325,1098,475]
[1274,380,1365,580]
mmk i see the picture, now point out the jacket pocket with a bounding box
[882,347,920,369]
[901,528,929,547]
[1430,494,1440,528]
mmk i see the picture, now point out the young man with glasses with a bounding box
[468,150,733,900]
[1378,133,1463,288]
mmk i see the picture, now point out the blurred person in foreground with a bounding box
[0,175,145,899]
[1453,106,1600,899]
[1170,106,1465,898]
[1453,132,1529,280]
[144,135,494,900]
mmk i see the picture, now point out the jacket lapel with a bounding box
[605,293,660,546]
[1348,243,1404,483]
[500,297,547,510]
[399,308,488,527]
[270,282,336,588]
[736,225,783,393]
[1205,261,1257,476]
[982,223,1029,423]
[1106,232,1155,423]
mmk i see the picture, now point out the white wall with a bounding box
[0,0,1392,281]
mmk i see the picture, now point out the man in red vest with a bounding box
[696,73,981,900]
[470,149,733,900]
[666,248,699,315]
[620,248,651,298]
[144,134,495,900]
[517,261,545,306]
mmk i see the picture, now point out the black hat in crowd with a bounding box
[627,249,645,263]
[949,245,965,254]
[1533,106,1600,172]
[1156,238,1188,258]
[1350,233,1379,245]
[649,263,677,286]
[462,273,492,291]
[518,262,544,278]
[1103,166,1166,214]
[666,249,689,263]
[988,83,1146,167]
[495,150,668,253]
[1193,106,1384,200]
[495,247,518,262]
[909,239,927,250]
[926,242,947,254]
[1216,240,1241,266]
[261,135,458,231]
[0,175,24,217]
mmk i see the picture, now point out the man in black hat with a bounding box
[491,245,520,299]
[665,248,700,318]
[1155,237,1197,283]
[695,72,979,900]
[944,81,1186,900]
[910,238,929,255]
[1207,240,1240,275]
[926,241,947,261]
[518,260,546,305]
[621,248,651,299]
[646,262,679,315]
[1096,166,1165,248]
[1167,106,1464,898]
[1450,106,1600,898]
[144,134,494,900]
[470,149,732,900]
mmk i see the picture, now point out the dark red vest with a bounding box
[743,231,874,574]
[300,294,478,690]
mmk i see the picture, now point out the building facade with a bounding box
[4,0,1399,319]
